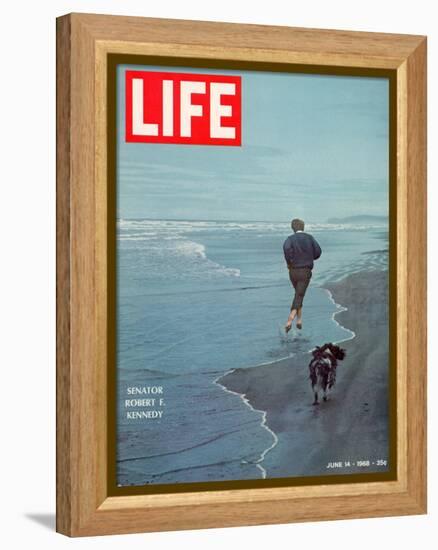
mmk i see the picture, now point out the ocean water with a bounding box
[116,220,388,486]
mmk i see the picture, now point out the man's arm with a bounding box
[312,236,322,260]
[283,237,294,268]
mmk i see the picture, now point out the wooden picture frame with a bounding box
[56,13,427,536]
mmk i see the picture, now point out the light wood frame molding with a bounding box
[56,13,427,537]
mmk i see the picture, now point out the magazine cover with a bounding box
[111,62,393,490]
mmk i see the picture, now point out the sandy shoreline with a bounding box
[218,269,390,478]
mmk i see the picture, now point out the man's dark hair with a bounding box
[291,218,305,232]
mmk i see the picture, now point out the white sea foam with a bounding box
[119,232,158,241]
[172,240,240,277]
[213,372,278,479]
[323,288,356,346]
[118,220,241,279]
[176,240,207,259]
[117,218,388,236]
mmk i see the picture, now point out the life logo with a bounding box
[125,70,241,146]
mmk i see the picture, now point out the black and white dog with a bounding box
[309,343,346,405]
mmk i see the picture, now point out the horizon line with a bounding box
[116,215,389,224]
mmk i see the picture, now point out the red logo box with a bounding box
[125,70,241,146]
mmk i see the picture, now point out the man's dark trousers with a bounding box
[289,266,312,310]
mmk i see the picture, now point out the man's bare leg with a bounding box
[296,307,303,329]
[285,309,297,333]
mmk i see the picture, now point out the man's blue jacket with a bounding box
[283,231,322,269]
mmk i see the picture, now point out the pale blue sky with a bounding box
[117,64,389,223]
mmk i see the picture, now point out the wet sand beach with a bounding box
[218,269,390,478]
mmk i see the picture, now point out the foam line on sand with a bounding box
[213,372,278,479]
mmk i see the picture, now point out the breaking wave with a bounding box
[118,218,387,235]
[118,219,241,280]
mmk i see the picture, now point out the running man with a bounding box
[283,218,322,332]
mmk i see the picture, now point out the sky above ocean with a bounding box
[117,64,389,223]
